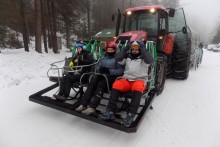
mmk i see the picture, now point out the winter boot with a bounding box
[75,105,86,112]
[53,94,66,101]
[99,111,115,120]
[81,107,96,115]
[121,113,135,127]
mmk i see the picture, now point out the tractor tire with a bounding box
[172,49,190,80]
[166,55,172,78]
[155,55,167,95]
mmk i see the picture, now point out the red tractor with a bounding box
[113,5,193,94]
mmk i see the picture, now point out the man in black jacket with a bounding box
[75,42,124,115]
[53,43,93,101]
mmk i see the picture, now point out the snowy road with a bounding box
[1,50,220,147]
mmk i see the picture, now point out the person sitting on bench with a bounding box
[99,41,154,127]
[53,43,93,101]
[75,42,124,115]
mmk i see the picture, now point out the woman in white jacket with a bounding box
[99,41,154,127]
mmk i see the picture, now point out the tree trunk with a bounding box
[65,17,71,49]
[20,0,29,52]
[51,0,58,53]
[47,0,52,49]
[41,0,48,53]
[35,0,42,53]
[87,0,91,37]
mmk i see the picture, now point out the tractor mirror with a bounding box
[112,14,115,22]
[168,8,175,17]
[182,26,187,34]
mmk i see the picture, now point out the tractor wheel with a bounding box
[166,55,173,78]
[171,49,190,80]
[155,55,167,95]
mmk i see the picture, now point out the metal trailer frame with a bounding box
[29,41,160,133]
[29,82,156,133]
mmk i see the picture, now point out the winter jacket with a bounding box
[96,53,124,77]
[72,50,93,73]
[115,44,154,82]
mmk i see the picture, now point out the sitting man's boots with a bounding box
[75,105,86,112]
[53,94,67,101]
[81,107,96,115]
[99,111,115,120]
[121,113,135,127]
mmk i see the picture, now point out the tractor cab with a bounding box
[114,5,172,52]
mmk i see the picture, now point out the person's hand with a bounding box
[99,67,110,74]
[124,41,133,52]
[137,41,146,48]
[74,59,78,63]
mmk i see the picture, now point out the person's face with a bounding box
[106,48,115,53]
[130,45,140,54]
[77,47,83,53]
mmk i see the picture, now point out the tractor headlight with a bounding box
[127,11,132,15]
[150,8,155,13]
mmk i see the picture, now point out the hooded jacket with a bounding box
[115,43,154,82]
[96,53,124,77]
[72,50,93,73]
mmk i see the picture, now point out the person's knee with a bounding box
[131,81,146,93]
[97,80,106,88]
[90,76,98,84]
[66,74,74,80]
[112,79,129,92]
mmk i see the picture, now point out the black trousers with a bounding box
[107,89,142,115]
[59,73,88,97]
[81,75,116,108]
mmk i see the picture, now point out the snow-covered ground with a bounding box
[0,48,220,147]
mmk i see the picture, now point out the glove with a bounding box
[124,41,133,52]
[137,41,146,48]
[99,67,110,74]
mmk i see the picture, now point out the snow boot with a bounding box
[99,111,115,120]
[121,113,135,127]
[75,105,86,112]
[53,94,66,101]
[81,107,96,115]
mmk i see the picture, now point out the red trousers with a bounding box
[112,78,146,93]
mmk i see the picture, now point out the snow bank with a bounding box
[0,48,71,90]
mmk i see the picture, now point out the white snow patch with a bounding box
[0,49,220,147]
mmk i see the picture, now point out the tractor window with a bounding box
[159,12,166,30]
[169,8,188,51]
[158,11,168,50]
[169,8,186,33]
[124,11,158,36]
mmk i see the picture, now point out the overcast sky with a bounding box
[181,0,220,44]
